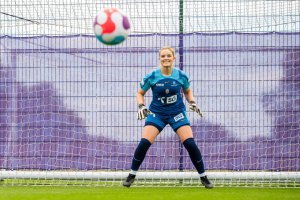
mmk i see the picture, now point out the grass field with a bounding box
[1,186,299,200]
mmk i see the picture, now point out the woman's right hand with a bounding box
[137,104,152,120]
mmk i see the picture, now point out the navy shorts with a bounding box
[145,111,190,132]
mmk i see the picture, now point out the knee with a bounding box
[182,137,195,145]
[182,137,201,150]
[140,138,152,145]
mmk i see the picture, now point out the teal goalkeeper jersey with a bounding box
[140,68,190,116]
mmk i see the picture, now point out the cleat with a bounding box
[123,174,136,187]
[200,176,214,189]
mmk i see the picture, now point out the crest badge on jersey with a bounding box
[165,89,169,94]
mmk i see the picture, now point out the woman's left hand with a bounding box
[188,101,203,117]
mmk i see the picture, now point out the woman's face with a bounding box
[159,49,175,68]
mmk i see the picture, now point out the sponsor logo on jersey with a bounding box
[166,95,177,104]
[158,95,177,104]
[156,83,164,86]
[174,113,184,122]
[171,81,178,87]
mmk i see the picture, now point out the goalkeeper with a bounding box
[123,46,213,189]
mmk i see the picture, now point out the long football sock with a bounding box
[131,138,152,171]
[182,137,205,174]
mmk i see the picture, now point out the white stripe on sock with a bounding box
[130,170,137,175]
[199,173,206,177]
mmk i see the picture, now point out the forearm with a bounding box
[136,89,146,105]
[184,88,195,103]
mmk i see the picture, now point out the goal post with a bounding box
[1,171,300,181]
[0,34,299,187]
[1,171,299,187]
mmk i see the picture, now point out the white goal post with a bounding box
[1,171,300,181]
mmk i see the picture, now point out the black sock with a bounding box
[131,138,152,171]
[183,138,205,174]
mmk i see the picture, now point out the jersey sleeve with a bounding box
[140,72,153,91]
[179,70,190,90]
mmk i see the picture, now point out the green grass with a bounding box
[1,186,299,200]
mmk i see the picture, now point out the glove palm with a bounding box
[137,104,152,120]
[188,101,203,117]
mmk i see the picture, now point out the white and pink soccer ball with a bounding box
[93,8,131,45]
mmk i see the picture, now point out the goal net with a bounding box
[0,0,299,187]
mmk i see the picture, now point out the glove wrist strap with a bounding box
[188,100,196,104]
[138,103,146,109]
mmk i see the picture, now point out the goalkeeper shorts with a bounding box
[145,111,190,132]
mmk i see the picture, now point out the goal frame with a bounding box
[1,170,300,181]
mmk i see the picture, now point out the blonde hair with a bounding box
[159,46,175,57]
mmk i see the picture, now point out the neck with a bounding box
[161,66,173,76]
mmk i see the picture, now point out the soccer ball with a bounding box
[93,8,130,45]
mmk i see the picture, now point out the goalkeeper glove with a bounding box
[137,104,152,120]
[188,101,203,117]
